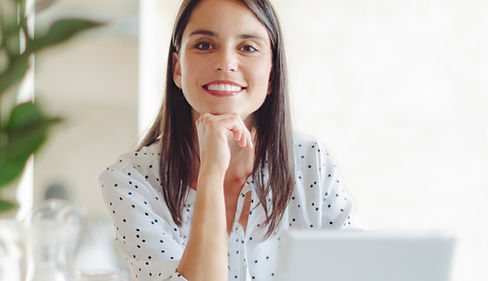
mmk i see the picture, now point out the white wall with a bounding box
[274,2,487,281]
[142,1,488,280]
[34,0,139,220]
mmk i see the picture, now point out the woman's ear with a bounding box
[172,52,182,88]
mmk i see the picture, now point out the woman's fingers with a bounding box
[240,115,253,148]
[231,115,253,149]
[212,113,253,149]
[195,113,253,172]
[234,125,243,142]
[196,112,253,149]
[236,116,253,149]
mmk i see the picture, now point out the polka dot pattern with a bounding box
[100,134,357,281]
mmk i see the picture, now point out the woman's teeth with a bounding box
[207,84,242,92]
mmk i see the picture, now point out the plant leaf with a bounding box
[0,54,29,96]
[0,160,25,188]
[0,102,62,187]
[4,124,47,164]
[0,199,16,212]
[5,102,43,132]
[27,18,105,54]
[3,102,62,161]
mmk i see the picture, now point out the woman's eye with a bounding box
[240,45,258,53]
[195,42,213,50]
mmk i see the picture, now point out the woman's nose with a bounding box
[215,48,238,72]
[217,64,237,72]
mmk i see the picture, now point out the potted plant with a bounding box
[1,0,104,279]
[0,0,104,213]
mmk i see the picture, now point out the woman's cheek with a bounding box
[182,56,206,87]
[252,61,272,86]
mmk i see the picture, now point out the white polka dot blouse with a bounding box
[99,134,357,281]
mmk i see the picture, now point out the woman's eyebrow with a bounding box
[239,33,265,42]
[189,29,217,37]
[189,29,265,42]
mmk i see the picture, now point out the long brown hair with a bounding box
[138,0,294,239]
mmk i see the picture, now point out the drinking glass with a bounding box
[24,199,83,281]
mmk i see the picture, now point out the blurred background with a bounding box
[5,0,487,280]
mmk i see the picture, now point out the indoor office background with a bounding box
[9,0,487,280]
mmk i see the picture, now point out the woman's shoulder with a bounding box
[99,141,161,185]
[292,133,331,171]
[109,141,159,167]
[292,133,322,150]
[123,141,160,163]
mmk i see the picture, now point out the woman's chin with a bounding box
[204,106,240,116]
[192,106,253,121]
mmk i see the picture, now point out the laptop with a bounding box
[275,229,456,281]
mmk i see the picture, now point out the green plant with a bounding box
[0,0,104,212]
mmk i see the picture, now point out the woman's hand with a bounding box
[195,113,253,175]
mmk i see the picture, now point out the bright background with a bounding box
[19,0,487,280]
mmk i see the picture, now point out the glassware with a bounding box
[24,199,83,281]
[0,220,24,281]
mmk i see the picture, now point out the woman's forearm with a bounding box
[177,168,228,281]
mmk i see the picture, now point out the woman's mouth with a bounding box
[202,81,246,97]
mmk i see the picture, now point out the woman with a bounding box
[100,0,356,280]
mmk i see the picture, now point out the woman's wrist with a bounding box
[198,164,227,181]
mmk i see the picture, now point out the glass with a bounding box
[24,199,83,281]
[0,220,24,281]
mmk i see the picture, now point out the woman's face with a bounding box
[173,0,273,125]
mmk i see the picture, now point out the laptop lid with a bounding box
[275,230,456,281]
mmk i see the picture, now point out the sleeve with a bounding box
[99,166,189,281]
[315,142,362,230]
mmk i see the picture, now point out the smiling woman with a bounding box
[172,0,272,121]
[99,0,357,281]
